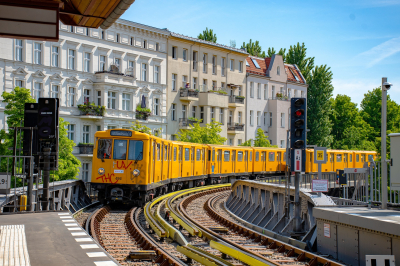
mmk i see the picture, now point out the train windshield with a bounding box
[97,139,112,159]
[128,140,144,161]
[113,140,127,160]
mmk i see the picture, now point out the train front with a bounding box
[90,129,150,205]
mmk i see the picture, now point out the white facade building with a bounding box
[245,55,308,147]
[0,19,169,181]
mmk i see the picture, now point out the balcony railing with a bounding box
[271,93,289,101]
[78,144,94,154]
[227,122,245,131]
[136,111,150,121]
[179,118,196,127]
[228,96,245,104]
[180,89,199,98]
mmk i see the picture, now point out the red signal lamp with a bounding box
[294,109,304,117]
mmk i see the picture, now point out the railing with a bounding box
[228,96,245,104]
[199,85,228,94]
[179,118,196,127]
[179,89,199,98]
[78,144,94,154]
[227,122,244,131]
[271,93,289,101]
[136,111,150,121]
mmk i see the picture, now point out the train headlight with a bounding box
[132,169,140,177]
[98,168,105,175]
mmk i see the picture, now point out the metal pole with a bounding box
[27,128,34,211]
[42,148,51,211]
[318,164,322,197]
[294,172,301,232]
[381,77,388,209]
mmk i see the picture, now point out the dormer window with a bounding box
[277,66,280,75]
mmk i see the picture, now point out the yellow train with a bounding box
[90,129,376,205]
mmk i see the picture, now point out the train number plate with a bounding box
[114,170,124,173]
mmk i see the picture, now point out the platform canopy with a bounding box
[0,0,135,41]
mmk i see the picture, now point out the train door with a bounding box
[262,151,266,172]
[152,140,156,183]
[232,150,236,174]
[344,153,348,169]
[163,143,169,180]
[245,151,248,173]
[191,147,195,176]
[277,152,282,171]
[211,148,216,174]
[330,153,334,172]
[179,146,183,177]
[155,142,162,183]
[203,148,206,176]
[218,149,223,174]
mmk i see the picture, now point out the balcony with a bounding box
[271,93,289,101]
[179,118,197,129]
[198,87,229,108]
[227,122,245,134]
[179,89,199,101]
[228,96,245,108]
[77,144,93,157]
[136,111,150,121]
[77,103,105,119]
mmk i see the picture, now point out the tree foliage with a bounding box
[177,119,226,144]
[267,47,286,61]
[198,27,217,43]
[241,39,265,58]
[2,87,35,130]
[130,121,152,135]
[239,129,277,147]
[285,43,315,82]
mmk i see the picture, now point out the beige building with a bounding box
[166,33,248,145]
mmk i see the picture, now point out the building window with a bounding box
[172,74,177,91]
[250,82,254,98]
[172,46,177,59]
[238,111,242,124]
[97,125,101,131]
[83,89,90,103]
[114,58,120,69]
[193,51,198,71]
[203,53,207,73]
[82,163,89,182]
[143,40,147,48]
[182,75,187,88]
[239,61,243,72]
[128,60,134,70]
[257,111,260,126]
[191,106,196,118]
[264,112,267,125]
[154,98,159,116]
[15,80,24,88]
[219,109,224,124]
[269,112,273,127]
[212,80,217,90]
[68,87,75,107]
[83,125,90,143]
[101,30,105,39]
[281,113,285,127]
[264,84,268,100]
[84,52,91,72]
[211,107,215,120]
[69,26,74,32]
[183,49,187,61]
[193,77,197,90]
[280,140,285,148]
[51,85,59,99]
[86,28,90,36]
[288,88,291,99]
[171,104,176,121]
[212,55,217,74]
[229,111,233,124]
[238,139,242,145]
[257,83,261,99]
[277,66,280,75]
[122,93,130,111]
[96,91,102,106]
[33,82,42,102]
[156,42,159,51]
[203,79,207,90]
[34,43,42,65]
[100,55,106,71]
[272,86,275,99]
[15,40,23,61]
[221,82,225,90]
[238,86,242,96]
[50,46,59,67]
[200,107,204,122]
[230,59,234,71]
[154,66,160,83]
[67,124,75,141]
[250,110,254,126]
[182,105,187,118]
[221,57,225,76]
[68,49,75,70]
[130,37,134,45]
[108,91,116,109]
[141,63,147,81]
[116,33,120,43]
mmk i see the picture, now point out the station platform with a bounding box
[0,211,119,266]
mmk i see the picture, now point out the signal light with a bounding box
[290,97,307,172]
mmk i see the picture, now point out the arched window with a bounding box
[277,66,280,75]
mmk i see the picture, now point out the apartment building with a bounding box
[0,19,169,181]
[246,55,308,147]
[167,33,248,145]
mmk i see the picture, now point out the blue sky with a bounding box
[121,0,400,106]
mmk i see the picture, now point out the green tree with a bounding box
[239,139,252,147]
[267,47,286,61]
[267,47,276,57]
[55,118,81,180]
[254,128,273,147]
[306,65,334,147]
[285,42,315,82]
[198,27,217,43]
[130,121,152,135]
[177,119,226,144]
[2,87,35,130]
[241,39,265,58]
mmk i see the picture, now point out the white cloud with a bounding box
[356,37,400,67]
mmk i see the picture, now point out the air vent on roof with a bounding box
[251,58,260,69]
[246,60,250,67]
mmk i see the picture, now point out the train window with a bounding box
[97,139,112,159]
[361,154,365,162]
[113,139,127,160]
[277,152,281,161]
[269,152,275,161]
[245,151,248,161]
[128,140,143,161]
[250,152,252,161]
[255,152,259,162]
[185,148,190,161]
[192,147,195,161]
[356,154,359,162]
[157,144,160,161]
[261,152,265,162]
[174,147,177,161]
[283,152,286,162]
[238,151,243,162]
[350,154,353,162]
[224,151,230,162]
[232,151,236,161]
[337,154,342,162]
[165,145,168,161]
[344,154,348,162]
[196,149,201,161]
[212,150,215,161]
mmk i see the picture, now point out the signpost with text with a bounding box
[313,147,327,196]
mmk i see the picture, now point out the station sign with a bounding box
[0,173,10,194]
[314,147,327,164]
[312,179,328,192]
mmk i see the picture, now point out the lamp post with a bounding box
[381,77,392,209]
